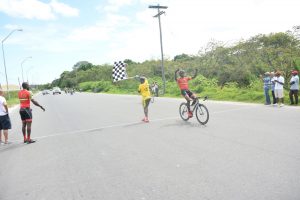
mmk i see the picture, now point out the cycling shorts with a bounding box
[181,89,194,98]
[19,108,33,122]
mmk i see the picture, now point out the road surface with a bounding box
[1,92,300,200]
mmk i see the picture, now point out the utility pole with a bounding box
[21,56,32,82]
[149,4,168,95]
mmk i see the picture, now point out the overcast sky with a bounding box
[0,0,299,85]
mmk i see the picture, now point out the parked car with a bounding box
[53,87,62,95]
[42,90,50,95]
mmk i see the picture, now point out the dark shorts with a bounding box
[0,114,12,130]
[19,108,33,122]
[181,89,194,98]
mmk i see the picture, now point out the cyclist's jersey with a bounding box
[138,80,151,100]
[18,89,33,108]
[177,77,192,90]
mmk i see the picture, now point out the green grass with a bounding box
[4,91,19,108]
[76,78,295,105]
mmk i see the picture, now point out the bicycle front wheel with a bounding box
[195,104,209,125]
[179,103,189,121]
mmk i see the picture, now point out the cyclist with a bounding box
[138,76,151,123]
[18,82,45,143]
[175,69,198,118]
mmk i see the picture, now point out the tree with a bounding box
[173,54,194,61]
[73,61,93,71]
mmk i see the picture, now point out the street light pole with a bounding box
[1,29,23,98]
[26,66,34,83]
[149,4,168,95]
[21,56,32,83]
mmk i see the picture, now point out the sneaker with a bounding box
[188,111,193,118]
[142,117,149,123]
[26,139,36,144]
[279,104,284,107]
[142,118,148,122]
[4,141,11,145]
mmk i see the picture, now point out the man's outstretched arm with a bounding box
[31,99,45,111]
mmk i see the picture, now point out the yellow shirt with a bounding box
[138,80,151,100]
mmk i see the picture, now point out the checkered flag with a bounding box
[112,61,128,82]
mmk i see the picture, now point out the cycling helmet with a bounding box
[179,70,185,77]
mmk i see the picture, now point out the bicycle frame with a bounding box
[190,96,207,113]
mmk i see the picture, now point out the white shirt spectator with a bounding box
[0,96,8,116]
[290,75,299,90]
[274,76,284,90]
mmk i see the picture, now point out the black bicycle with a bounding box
[179,97,209,125]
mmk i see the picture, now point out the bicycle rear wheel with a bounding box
[179,103,189,121]
[195,104,209,124]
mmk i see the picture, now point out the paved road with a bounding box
[1,92,300,200]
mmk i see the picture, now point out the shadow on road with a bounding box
[0,142,27,154]
[160,119,208,129]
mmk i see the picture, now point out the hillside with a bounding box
[43,31,300,104]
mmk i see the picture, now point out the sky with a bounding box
[0,0,299,85]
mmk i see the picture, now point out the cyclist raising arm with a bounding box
[175,69,198,118]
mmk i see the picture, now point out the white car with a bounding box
[42,90,50,95]
[53,87,61,95]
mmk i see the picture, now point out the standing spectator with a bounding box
[262,72,271,105]
[154,82,159,97]
[150,83,155,94]
[138,77,151,123]
[18,82,45,143]
[289,70,299,105]
[274,71,285,107]
[270,72,277,105]
[0,89,11,144]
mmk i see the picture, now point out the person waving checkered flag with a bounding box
[112,61,128,82]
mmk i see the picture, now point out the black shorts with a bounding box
[181,89,194,98]
[19,108,33,122]
[0,114,12,130]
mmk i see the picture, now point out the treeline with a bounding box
[45,31,300,97]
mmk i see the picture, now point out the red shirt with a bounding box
[177,77,192,90]
[18,89,32,108]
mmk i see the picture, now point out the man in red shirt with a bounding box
[18,82,45,144]
[175,69,198,118]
